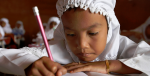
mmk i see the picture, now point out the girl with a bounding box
[12,21,25,36]
[0,0,150,76]
[0,18,12,34]
[12,21,26,48]
[46,17,60,41]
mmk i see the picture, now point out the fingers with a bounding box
[56,67,67,76]
[70,66,91,73]
[28,58,55,76]
[64,62,87,72]
[64,62,82,68]
[38,62,55,76]
[25,56,67,76]
[28,68,43,76]
[66,64,85,71]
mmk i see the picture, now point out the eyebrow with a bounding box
[64,23,102,30]
[88,23,102,30]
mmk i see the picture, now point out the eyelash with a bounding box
[67,34,75,36]
[88,32,99,36]
[66,32,99,37]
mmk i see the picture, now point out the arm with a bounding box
[64,60,141,75]
[109,60,142,74]
[64,36,150,75]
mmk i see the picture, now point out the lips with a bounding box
[77,53,94,57]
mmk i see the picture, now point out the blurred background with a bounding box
[0,0,150,49]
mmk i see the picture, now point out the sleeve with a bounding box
[0,47,45,76]
[0,40,73,76]
[118,35,150,75]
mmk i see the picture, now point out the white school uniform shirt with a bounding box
[0,0,150,76]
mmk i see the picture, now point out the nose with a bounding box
[76,34,89,50]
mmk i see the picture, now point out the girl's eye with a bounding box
[67,34,75,36]
[88,32,99,36]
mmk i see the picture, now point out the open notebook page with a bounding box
[62,72,140,76]
[63,72,116,76]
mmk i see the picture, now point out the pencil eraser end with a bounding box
[33,6,39,15]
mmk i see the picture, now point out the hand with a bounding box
[64,61,107,74]
[25,56,67,76]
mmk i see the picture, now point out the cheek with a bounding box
[66,38,79,55]
[90,29,107,55]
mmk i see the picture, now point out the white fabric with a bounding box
[0,26,5,38]
[46,17,60,39]
[47,16,60,30]
[13,21,25,35]
[34,18,60,44]
[0,18,12,34]
[0,0,150,76]
[45,29,55,39]
[33,23,48,44]
[0,40,73,76]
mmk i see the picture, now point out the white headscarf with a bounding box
[0,18,12,34]
[14,21,25,35]
[55,0,120,62]
[47,17,60,30]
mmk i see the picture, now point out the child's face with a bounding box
[49,21,57,29]
[0,21,6,27]
[16,24,21,28]
[61,8,108,61]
